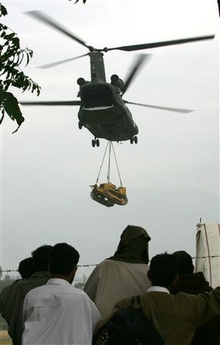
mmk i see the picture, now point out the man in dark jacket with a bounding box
[96,253,220,345]
[0,245,52,345]
[171,250,220,345]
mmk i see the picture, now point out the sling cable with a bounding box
[90,141,128,207]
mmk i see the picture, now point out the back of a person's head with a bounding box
[31,245,53,272]
[112,225,151,264]
[120,225,151,245]
[50,243,80,276]
[173,250,194,275]
[149,253,179,287]
[18,257,35,278]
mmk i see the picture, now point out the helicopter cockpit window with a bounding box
[81,84,113,108]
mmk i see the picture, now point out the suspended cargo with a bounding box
[90,183,115,207]
[90,142,128,207]
[91,183,128,207]
[195,223,220,288]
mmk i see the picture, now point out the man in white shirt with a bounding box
[22,243,101,345]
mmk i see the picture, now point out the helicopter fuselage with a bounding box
[77,50,138,143]
[78,81,139,142]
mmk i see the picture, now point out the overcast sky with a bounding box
[1,0,219,279]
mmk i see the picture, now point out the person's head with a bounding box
[173,250,194,275]
[31,245,53,272]
[49,243,80,283]
[113,225,151,264]
[147,253,179,288]
[119,225,151,245]
[18,257,35,278]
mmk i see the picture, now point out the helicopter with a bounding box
[20,11,214,147]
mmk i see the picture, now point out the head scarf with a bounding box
[108,225,151,264]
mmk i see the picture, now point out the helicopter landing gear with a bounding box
[92,139,100,147]
[130,136,138,144]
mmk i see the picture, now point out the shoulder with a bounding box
[72,286,98,301]
[193,272,213,291]
[86,260,112,278]
[96,260,113,269]
[0,279,24,300]
[72,287,100,311]
[24,284,46,300]
[71,286,88,296]
[113,297,133,310]
[0,282,17,310]
[0,283,13,299]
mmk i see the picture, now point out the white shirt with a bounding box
[22,278,101,345]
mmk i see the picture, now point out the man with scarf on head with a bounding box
[84,225,151,317]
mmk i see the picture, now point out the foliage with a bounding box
[0,3,41,132]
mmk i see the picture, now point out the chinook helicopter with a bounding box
[20,11,214,147]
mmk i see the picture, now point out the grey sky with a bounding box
[1,0,219,279]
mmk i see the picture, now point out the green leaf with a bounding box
[5,33,15,40]
[3,92,25,127]
[0,31,6,38]
[0,4,8,16]
[0,110,5,125]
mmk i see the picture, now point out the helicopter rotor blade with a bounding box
[25,11,92,50]
[122,54,151,95]
[38,53,89,69]
[107,35,214,52]
[20,100,81,106]
[124,100,193,113]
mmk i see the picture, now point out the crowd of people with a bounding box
[0,224,220,345]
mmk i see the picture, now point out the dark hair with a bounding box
[173,251,194,275]
[50,243,80,275]
[31,245,53,271]
[18,257,35,278]
[149,253,179,287]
